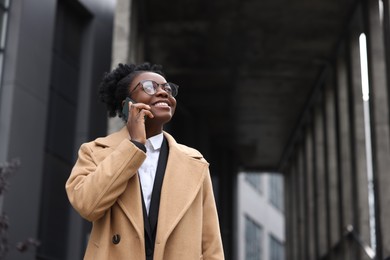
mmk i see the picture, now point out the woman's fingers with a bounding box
[126,102,153,144]
[140,109,154,119]
[129,103,154,121]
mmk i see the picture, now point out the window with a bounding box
[268,173,284,211]
[269,235,285,260]
[0,0,9,7]
[245,216,263,260]
[245,172,263,194]
[0,0,10,95]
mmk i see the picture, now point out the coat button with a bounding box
[112,234,121,244]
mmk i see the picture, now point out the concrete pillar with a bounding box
[109,0,145,134]
[283,128,310,260]
[111,0,142,66]
[336,43,354,259]
[286,145,302,260]
[325,74,341,250]
[297,143,307,260]
[314,101,328,258]
[304,124,316,259]
[111,0,131,66]
[284,161,294,260]
[363,0,390,258]
[321,88,332,255]
[217,149,236,260]
[348,17,372,260]
[108,0,133,134]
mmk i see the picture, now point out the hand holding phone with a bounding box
[122,97,136,122]
[122,97,154,144]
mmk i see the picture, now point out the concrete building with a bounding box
[280,2,390,259]
[1,0,390,259]
[113,0,390,259]
[0,0,115,259]
[235,172,285,260]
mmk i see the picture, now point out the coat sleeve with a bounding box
[65,139,146,222]
[202,170,225,260]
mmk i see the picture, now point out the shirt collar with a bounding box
[146,132,164,151]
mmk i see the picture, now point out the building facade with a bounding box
[0,0,115,259]
[1,0,390,259]
[281,1,390,259]
[235,172,285,260]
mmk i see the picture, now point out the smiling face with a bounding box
[129,72,177,127]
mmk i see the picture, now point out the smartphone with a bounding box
[122,97,136,122]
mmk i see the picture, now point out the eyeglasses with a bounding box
[130,80,179,97]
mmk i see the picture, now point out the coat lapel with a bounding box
[117,173,145,240]
[95,127,145,240]
[155,133,209,242]
[149,137,168,236]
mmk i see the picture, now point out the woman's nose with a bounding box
[155,86,169,97]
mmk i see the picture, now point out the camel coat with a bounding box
[66,127,224,260]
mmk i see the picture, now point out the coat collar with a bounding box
[94,127,209,242]
[95,127,204,158]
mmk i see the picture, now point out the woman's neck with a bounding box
[146,126,163,139]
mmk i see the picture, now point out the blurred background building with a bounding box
[1,0,390,259]
[0,0,115,259]
[235,172,285,260]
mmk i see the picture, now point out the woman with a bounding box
[65,63,224,260]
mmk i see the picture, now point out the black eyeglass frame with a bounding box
[129,80,179,97]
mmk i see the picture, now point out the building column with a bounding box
[297,144,306,260]
[314,98,328,258]
[363,0,390,258]
[304,123,317,259]
[348,11,372,259]
[336,41,355,259]
[109,0,133,133]
[285,154,300,260]
[284,143,306,260]
[325,72,341,254]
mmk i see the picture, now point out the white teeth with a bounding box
[154,102,169,107]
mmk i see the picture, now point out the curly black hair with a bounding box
[98,62,165,119]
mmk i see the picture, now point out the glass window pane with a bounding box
[0,10,4,39]
[269,173,284,211]
[0,0,9,9]
[245,172,263,193]
[0,0,9,101]
[245,216,263,260]
[0,53,3,81]
[269,235,285,260]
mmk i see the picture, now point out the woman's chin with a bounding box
[146,114,172,125]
